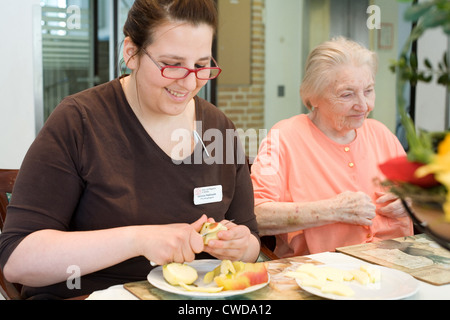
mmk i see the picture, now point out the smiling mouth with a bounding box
[166,88,188,98]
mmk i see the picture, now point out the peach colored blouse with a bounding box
[251,114,413,257]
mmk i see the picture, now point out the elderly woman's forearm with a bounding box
[254,201,334,236]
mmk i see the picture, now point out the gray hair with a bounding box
[300,37,378,110]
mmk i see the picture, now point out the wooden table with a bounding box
[84,234,450,300]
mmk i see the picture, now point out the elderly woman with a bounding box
[251,37,413,258]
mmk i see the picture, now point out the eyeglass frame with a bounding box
[142,49,222,80]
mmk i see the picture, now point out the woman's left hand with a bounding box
[202,220,255,261]
[375,192,409,219]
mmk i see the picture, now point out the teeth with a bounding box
[167,88,186,98]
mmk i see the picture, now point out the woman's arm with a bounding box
[255,191,377,236]
[3,216,207,287]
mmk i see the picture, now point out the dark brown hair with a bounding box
[123,0,218,53]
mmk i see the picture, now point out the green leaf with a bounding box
[424,58,433,69]
[438,74,450,86]
[422,10,450,29]
[444,22,450,35]
[404,2,434,22]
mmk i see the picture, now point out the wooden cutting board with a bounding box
[336,234,450,286]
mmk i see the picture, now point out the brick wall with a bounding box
[217,0,265,137]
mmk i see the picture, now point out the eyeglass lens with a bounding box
[162,67,220,80]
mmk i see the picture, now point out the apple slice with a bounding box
[200,222,228,245]
[350,269,370,285]
[220,259,236,275]
[214,262,268,291]
[162,263,198,286]
[204,260,237,284]
[360,265,381,283]
[179,283,224,293]
[321,282,355,297]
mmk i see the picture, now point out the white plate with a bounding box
[147,259,269,298]
[295,263,419,300]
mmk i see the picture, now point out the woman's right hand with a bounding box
[329,191,376,226]
[136,215,207,266]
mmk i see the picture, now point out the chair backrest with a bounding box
[0,169,19,231]
[0,169,23,300]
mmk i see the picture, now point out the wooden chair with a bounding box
[0,169,23,300]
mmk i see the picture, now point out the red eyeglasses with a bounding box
[142,49,222,80]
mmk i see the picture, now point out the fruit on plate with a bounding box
[200,222,228,245]
[203,260,244,284]
[179,283,224,293]
[295,263,327,282]
[285,271,325,289]
[321,282,355,297]
[360,264,381,283]
[213,261,269,291]
[350,269,370,285]
[286,263,381,297]
[162,263,198,286]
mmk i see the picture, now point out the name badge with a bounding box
[193,185,223,205]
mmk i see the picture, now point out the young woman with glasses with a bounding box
[0,0,260,300]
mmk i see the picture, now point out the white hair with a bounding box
[300,37,378,110]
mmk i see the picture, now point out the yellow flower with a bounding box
[438,133,450,155]
[415,133,450,222]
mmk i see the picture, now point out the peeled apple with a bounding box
[162,263,198,286]
[200,222,228,244]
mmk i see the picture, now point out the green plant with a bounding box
[381,0,450,227]
[389,0,450,164]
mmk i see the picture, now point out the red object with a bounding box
[379,156,439,188]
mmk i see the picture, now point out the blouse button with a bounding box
[348,162,354,168]
[344,147,350,152]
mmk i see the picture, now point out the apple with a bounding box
[203,264,222,284]
[360,265,381,283]
[162,263,198,286]
[179,283,224,293]
[203,260,241,284]
[285,271,325,289]
[220,259,236,275]
[350,269,370,285]
[214,262,268,291]
[200,222,228,245]
[321,282,355,297]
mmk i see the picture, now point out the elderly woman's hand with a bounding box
[375,192,409,219]
[330,191,376,226]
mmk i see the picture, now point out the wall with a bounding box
[0,0,42,169]
[216,0,265,132]
[264,0,303,131]
[416,28,449,132]
[370,0,400,133]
